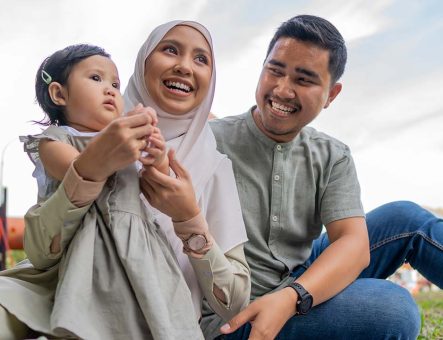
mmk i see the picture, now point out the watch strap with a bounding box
[287,281,312,315]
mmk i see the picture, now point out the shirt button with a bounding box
[274,174,280,181]
[276,145,282,151]
[272,215,278,222]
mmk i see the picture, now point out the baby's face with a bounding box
[62,55,123,132]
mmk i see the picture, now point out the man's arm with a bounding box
[295,216,369,304]
[220,216,369,339]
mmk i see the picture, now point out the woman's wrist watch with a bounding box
[183,233,208,252]
[287,281,313,315]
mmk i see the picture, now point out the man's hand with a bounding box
[140,149,200,223]
[220,287,298,340]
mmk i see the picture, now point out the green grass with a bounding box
[7,249,27,268]
[416,291,443,339]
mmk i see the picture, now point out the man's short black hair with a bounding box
[266,15,347,84]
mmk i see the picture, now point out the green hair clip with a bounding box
[41,70,52,85]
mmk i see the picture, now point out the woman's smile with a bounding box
[162,78,194,96]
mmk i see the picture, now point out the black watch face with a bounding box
[299,295,313,314]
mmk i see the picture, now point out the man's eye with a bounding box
[91,75,101,81]
[269,68,282,76]
[299,78,312,84]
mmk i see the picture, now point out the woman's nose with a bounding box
[173,58,192,75]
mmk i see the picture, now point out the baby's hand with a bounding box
[127,103,158,127]
[139,127,169,174]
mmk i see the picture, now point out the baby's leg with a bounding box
[0,305,29,339]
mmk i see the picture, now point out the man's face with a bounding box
[253,37,342,143]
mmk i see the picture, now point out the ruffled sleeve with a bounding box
[20,126,71,201]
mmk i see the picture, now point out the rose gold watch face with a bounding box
[188,234,207,251]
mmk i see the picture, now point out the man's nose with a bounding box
[274,76,296,99]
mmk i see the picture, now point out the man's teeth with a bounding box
[271,101,296,113]
[165,80,191,92]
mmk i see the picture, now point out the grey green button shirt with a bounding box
[209,107,365,300]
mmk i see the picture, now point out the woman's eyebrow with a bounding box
[159,39,210,55]
[194,47,210,55]
[159,39,182,47]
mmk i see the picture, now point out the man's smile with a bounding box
[267,98,300,117]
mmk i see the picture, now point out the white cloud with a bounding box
[1,1,442,216]
[326,0,395,41]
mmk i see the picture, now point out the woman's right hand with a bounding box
[140,149,200,222]
[75,104,155,181]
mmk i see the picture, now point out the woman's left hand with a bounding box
[140,149,200,222]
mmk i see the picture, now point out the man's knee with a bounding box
[347,279,420,339]
[283,279,420,339]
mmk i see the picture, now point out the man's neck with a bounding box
[251,106,299,143]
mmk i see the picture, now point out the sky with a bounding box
[0,0,442,217]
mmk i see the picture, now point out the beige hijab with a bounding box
[124,20,222,198]
[124,21,247,318]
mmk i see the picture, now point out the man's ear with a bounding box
[323,82,342,109]
[48,82,67,106]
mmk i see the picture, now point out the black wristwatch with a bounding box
[287,281,313,315]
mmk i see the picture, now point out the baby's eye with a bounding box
[91,74,101,82]
[195,55,208,65]
[112,82,120,89]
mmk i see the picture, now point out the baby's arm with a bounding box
[39,139,80,181]
[139,127,169,175]
[25,113,155,268]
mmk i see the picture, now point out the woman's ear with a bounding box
[48,82,67,106]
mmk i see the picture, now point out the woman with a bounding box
[124,20,250,320]
[0,21,250,338]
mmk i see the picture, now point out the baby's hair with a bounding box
[35,44,110,126]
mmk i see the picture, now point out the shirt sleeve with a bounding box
[184,157,251,320]
[24,162,104,269]
[190,243,250,321]
[320,147,365,225]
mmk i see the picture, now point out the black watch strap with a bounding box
[287,281,313,315]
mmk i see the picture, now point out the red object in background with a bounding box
[7,217,24,250]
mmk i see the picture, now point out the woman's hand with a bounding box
[140,149,200,222]
[75,105,155,181]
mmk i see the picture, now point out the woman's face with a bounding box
[144,25,212,115]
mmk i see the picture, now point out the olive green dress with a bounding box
[0,126,203,339]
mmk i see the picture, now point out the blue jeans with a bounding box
[223,201,443,339]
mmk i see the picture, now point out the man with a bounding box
[201,15,430,339]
